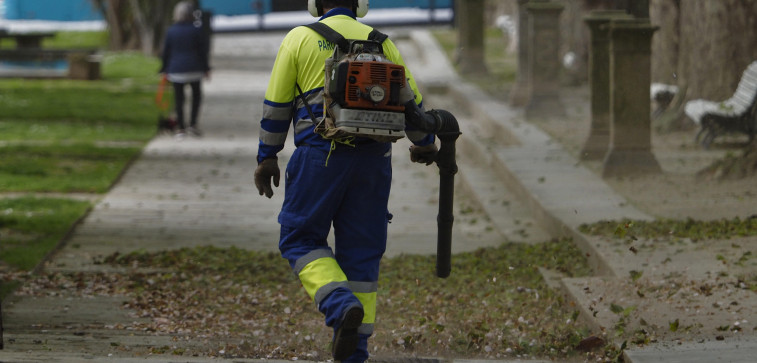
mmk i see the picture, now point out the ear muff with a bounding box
[355,0,369,18]
[308,0,322,17]
[308,0,368,17]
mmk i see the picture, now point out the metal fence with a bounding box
[203,0,453,16]
[3,0,452,20]
[3,0,100,21]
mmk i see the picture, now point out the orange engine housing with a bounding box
[328,60,406,112]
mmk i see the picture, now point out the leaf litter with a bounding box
[8,240,608,361]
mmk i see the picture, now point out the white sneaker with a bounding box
[174,129,186,141]
[187,127,203,137]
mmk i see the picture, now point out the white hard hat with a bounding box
[308,0,369,18]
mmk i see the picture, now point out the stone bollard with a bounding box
[579,10,632,161]
[602,19,661,177]
[68,52,101,80]
[524,0,565,120]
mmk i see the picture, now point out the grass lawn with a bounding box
[0,31,162,289]
[0,196,91,296]
[0,31,108,50]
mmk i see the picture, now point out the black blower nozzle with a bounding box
[404,100,461,278]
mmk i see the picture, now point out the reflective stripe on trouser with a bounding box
[279,142,392,340]
[293,250,378,335]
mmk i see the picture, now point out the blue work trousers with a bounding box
[278,142,393,362]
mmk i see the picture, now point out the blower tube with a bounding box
[404,100,461,278]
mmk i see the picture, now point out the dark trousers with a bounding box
[172,81,202,129]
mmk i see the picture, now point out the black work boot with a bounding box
[332,305,364,361]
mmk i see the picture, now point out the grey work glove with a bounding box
[254,158,280,198]
[409,143,438,165]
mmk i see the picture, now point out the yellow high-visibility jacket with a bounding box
[257,10,433,163]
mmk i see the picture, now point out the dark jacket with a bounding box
[160,22,210,74]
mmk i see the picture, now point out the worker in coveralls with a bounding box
[254,0,438,361]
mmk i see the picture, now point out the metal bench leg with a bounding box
[703,130,717,149]
[695,126,707,144]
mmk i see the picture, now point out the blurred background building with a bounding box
[1,0,452,20]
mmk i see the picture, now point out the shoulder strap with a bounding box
[296,83,319,124]
[368,29,389,44]
[305,22,349,53]
[305,22,390,53]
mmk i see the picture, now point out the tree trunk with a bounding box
[102,0,127,50]
[647,0,757,174]
[678,0,757,101]
[650,0,679,86]
[455,0,488,75]
[558,0,593,85]
[129,0,153,55]
[627,0,649,18]
[92,0,183,55]
[554,0,622,86]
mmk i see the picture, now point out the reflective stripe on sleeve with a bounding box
[263,104,294,121]
[259,129,287,146]
[295,118,316,134]
[294,90,324,110]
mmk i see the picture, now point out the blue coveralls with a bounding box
[256,8,434,362]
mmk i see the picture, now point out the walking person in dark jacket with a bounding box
[160,1,211,139]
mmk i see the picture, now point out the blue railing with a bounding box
[3,0,452,23]
[202,0,452,16]
[3,0,100,21]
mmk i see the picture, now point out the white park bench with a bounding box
[684,61,757,148]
